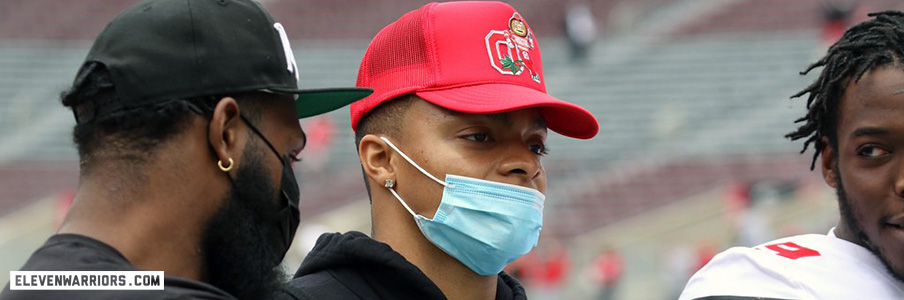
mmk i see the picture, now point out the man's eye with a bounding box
[530,143,549,156]
[465,133,490,142]
[857,146,890,158]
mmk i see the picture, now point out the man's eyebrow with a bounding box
[531,118,547,131]
[485,113,513,126]
[445,110,546,131]
[445,110,547,130]
[445,110,512,125]
[850,127,891,139]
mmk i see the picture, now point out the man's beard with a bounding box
[835,168,904,283]
[200,148,287,300]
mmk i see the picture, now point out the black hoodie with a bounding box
[277,231,528,300]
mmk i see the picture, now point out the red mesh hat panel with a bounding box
[352,4,436,129]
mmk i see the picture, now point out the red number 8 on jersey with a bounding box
[762,242,821,259]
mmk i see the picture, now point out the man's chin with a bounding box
[200,145,288,299]
[202,201,286,300]
[201,183,286,298]
[873,232,904,283]
[837,181,904,284]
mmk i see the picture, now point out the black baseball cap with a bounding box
[74,0,371,122]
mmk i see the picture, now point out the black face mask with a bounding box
[230,115,301,266]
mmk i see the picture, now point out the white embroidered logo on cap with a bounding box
[274,23,298,81]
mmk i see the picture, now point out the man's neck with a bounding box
[58,169,213,281]
[373,197,498,300]
[835,219,870,249]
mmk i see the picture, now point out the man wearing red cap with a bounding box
[279,2,598,300]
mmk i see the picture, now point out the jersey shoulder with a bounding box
[679,234,835,300]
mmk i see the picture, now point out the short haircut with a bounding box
[62,62,266,170]
[353,94,417,198]
[354,94,417,147]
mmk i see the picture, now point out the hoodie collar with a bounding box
[297,231,527,300]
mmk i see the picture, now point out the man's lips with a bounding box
[885,213,904,228]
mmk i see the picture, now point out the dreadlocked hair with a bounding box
[787,10,904,170]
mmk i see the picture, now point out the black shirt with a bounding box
[0,234,236,300]
[277,231,527,300]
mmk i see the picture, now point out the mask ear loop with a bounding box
[379,136,453,188]
[379,136,454,219]
[387,185,419,218]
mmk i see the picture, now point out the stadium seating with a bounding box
[4,0,904,297]
[0,0,873,224]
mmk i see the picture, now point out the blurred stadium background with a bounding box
[2,0,902,299]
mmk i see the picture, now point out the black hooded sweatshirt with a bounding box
[277,231,528,300]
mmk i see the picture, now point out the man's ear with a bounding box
[358,134,395,187]
[820,137,838,189]
[208,97,246,175]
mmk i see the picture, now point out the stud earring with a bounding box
[384,178,395,188]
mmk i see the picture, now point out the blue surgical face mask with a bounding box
[380,136,545,276]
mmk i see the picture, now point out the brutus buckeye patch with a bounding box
[484,13,540,84]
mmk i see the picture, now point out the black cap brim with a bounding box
[270,87,373,118]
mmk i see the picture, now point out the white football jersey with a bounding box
[679,228,904,300]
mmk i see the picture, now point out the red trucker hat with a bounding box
[350,1,599,139]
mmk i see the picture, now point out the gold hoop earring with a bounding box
[218,158,234,172]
